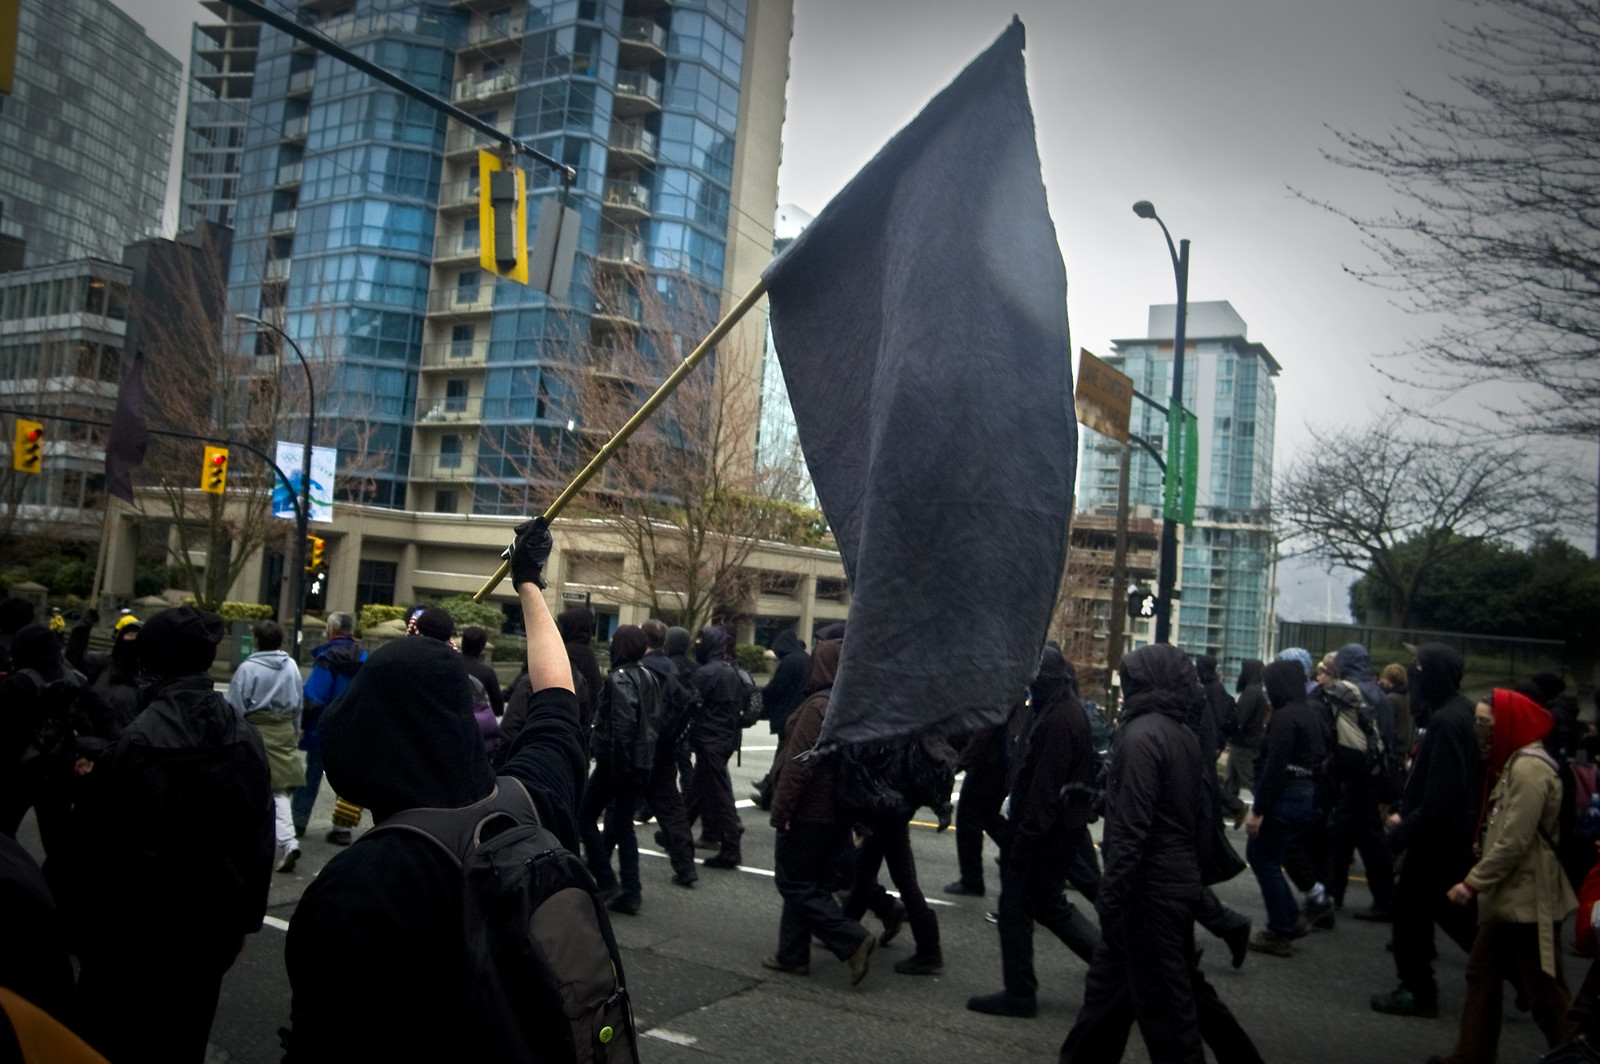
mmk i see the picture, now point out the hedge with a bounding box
[735,643,769,675]
[359,604,407,630]
[216,602,275,623]
[435,594,507,634]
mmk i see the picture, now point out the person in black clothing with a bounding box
[1328,644,1397,918]
[752,629,809,810]
[687,626,745,868]
[72,606,273,1064]
[74,621,143,752]
[580,625,659,914]
[0,833,74,1027]
[968,647,1101,1017]
[283,518,587,1061]
[0,597,34,674]
[1223,659,1268,805]
[640,620,701,887]
[0,626,83,847]
[1244,659,1328,957]
[1371,642,1483,1019]
[664,625,697,795]
[458,626,504,717]
[947,717,1010,896]
[557,605,602,745]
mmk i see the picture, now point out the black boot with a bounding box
[894,910,943,975]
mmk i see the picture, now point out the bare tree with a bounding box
[1276,420,1569,627]
[1313,0,1600,440]
[1049,541,1114,684]
[488,272,822,630]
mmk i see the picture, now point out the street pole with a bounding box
[1105,440,1132,706]
[238,315,315,658]
[1133,200,1188,646]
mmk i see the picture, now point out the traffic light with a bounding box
[12,418,42,474]
[305,535,325,572]
[201,445,228,494]
[1127,586,1156,620]
[478,150,528,284]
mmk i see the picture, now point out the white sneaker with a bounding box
[276,848,300,874]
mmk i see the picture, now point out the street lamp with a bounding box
[237,313,316,656]
[1132,200,1189,646]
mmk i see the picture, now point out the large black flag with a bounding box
[104,351,150,504]
[763,19,1076,752]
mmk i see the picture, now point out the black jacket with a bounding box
[284,638,585,1062]
[1009,680,1097,855]
[1388,643,1481,858]
[1101,646,1206,930]
[761,630,810,736]
[1231,683,1270,749]
[1252,660,1327,817]
[1196,656,1234,752]
[690,629,744,749]
[462,654,504,717]
[71,674,273,942]
[642,649,700,747]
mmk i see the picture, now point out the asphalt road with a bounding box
[22,740,1562,1064]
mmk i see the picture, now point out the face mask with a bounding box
[1475,717,1495,754]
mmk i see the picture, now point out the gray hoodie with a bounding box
[227,649,305,729]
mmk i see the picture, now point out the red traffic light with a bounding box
[210,453,226,465]
[25,429,40,441]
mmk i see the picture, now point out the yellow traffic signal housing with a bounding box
[12,418,42,474]
[202,446,229,494]
[306,535,325,572]
[478,150,528,284]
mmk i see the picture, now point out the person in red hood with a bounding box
[1431,689,1579,1064]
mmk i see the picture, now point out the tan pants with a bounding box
[1441,921,1574,1064]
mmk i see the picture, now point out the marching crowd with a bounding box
[1,516,1598,1064]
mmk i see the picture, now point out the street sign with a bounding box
[1074,349,1133,443]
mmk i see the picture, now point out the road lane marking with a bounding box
[639,846,775,877]
[644,1029,698,1047]
[262,916,290,932]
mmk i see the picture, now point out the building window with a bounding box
[451,323,475,357]
[456,271,480,302]
[439,433,462,468]
[445,378,468,411]
[433,490,458,512]
[355,560,397,609]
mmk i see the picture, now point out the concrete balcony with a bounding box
[595,232,647,267]
[417,395,484,424]
[614,70,662,116]
[281,115,308,140]
[437,179,480,212]
[286,69,315,96]
[454,72,517,107]
[268,209,298,234]
[410,452,477,482]
[607,122,657,166]
[602,179,650,219]
[619,17,667,60]
[421,339,489,368]
[426,285,494,318]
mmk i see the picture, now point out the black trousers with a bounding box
[1283,793,1330,894]
[954,764,1007,890]
[579,759,642,898]
[646,736,697,881]
[686,737,740,856]
[77,931,238,1064]
[998,826,1102,997]
[1061,894,1235,1064]
[1067,829,1102,903]
[844,814,931,922]
[1393,845,1478,1005]
[774,820,870,966]
[1328,775,1395,909]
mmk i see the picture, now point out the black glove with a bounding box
[509,516,553,590]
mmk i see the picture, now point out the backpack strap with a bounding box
[364,777,541,867]
[1510,748,1563,852]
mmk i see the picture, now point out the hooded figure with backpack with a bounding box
[1432,689,1579,1063]
[639,619,702,888]
[687,625,749,869]
[1223,659,1268,806]
[580,624,664,915]
[72,606,273,1064]
[283,518,636,1063]
[1322,672,1397,921]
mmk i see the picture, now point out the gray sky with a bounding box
[113,0,1587,620]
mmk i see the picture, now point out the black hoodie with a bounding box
[1388,643,1480,859]
[1100,645,1207,928]
[284,638,585,1062]
[1230,659,1270,748]
[690,626,744,748]
[760,630,810,736]
[1252,660,1327,817]
[1332,643,1397,751]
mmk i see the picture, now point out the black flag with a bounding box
[105,351,150,504]
[763,19,1075,751]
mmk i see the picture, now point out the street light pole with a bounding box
[1132,201,1189,646]
[238,314,316,657]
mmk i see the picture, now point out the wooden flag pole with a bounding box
[472,277,770,602]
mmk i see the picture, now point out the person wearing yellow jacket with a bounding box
[1431,688,1579,1064]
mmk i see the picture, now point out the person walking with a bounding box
[640,619,701,888]
[947,714,1011,897]
[227,620,306,874]
[458,626,504,717]
[764,639,875,984]
[1372,643,1484,1019]
[1245,659,1328,957]
[687,626,745,869]
[293,612,365,842]
[579,625,660,915]
[1430,688,1579,1062]
[968,647,1101,1017]
[752,629,809,809]
[1223,659,1268,809]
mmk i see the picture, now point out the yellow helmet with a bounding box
[115,613,140,631]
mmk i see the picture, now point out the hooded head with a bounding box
[1481,688,1553,780]
[770,629,805,658]
[1277,647,1313,683]
[414,607,455,643]
[1119,644,1203,724]
[320,636,492,820]
[803,638,842,696]
[1528,672,1567,707]
[0,598,35,635]
[694,625,732,665]
[139,606,224,678]
[814,622,846,642]
[11,624,62,679]
[1195,654,1220,686]
[1412,643,1465,722]
[1235,659,1263,695]
[110,621,142,678]
[1333,644,1376,683]
[1034,644,1079,710]
[556,606,596,646]
[664,626,691,658]
[460,626,489,659]
[1263,659,1309,710]
[609,625,648,667]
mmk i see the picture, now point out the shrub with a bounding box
[435,594,506,635]
[216,601,275,623]
[359,604,407,630]
[492,634,528,663]
[735,643,770,675]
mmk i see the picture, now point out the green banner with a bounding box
[1182,410,1199,526]
[1163,404,1183,520]
[1162,406,1201,525]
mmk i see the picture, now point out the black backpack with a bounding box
[733,662,763,729]
[366,777,640,1064]
[18,668,83,764]
[602,664,663,772]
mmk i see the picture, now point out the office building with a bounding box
[0,0,181,266]
[1079,301,1279,677]
[755,202,814,506]
[181,2,262,232]
[208,0,793,517]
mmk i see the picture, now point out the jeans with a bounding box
[774,820,870,966]
[1247,781,1316,937]
[844,814,931,922]
[290,740,322,834]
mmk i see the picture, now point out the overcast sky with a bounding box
[114,0,1592,620]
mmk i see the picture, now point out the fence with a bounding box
[1276,619,1571,698]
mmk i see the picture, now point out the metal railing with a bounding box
[287,69,315,94]
[467,17,522,45]
[410,452,477,480]
[264,258,292,282]
[620,18,667,51]
[595,233,647,264]
[282,115,309,139]
[437,180,480,208]
[445,122,512,154]
[421,340,489,367]
[275,162,303,185]
[615,70,662,104]
[591,292,642,323]
[427,286,494,314]
[417,395,484,423]
[435,231,482,260]
[608,122,657,158]
[454,72,517,104]
[603,179,649,213]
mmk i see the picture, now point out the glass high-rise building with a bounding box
[0,0,181,266]
[1079,300,1279,677]
[207,0,792,514]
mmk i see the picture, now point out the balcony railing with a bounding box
[427,286,494,315]
[269,209,298,233]
[437,180,479,209]
[602,179,649,214]
[445,121,512,155]
[281,115,308,139]
[454,72,517,104]
[421,340,489,367]
[595,233,646,265]
[615,70,662,105]
[275,162,303,185]
[410,452,477,481]
[286,69,315,95]
[592,292,642,324]
[263,258,292,282]
[417,395,484,423]
[468,17,522,45]
[434,232,482,261]
[620,17,667,52]
[608,122,657,160]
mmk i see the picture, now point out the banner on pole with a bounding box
[272,441,336,524]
